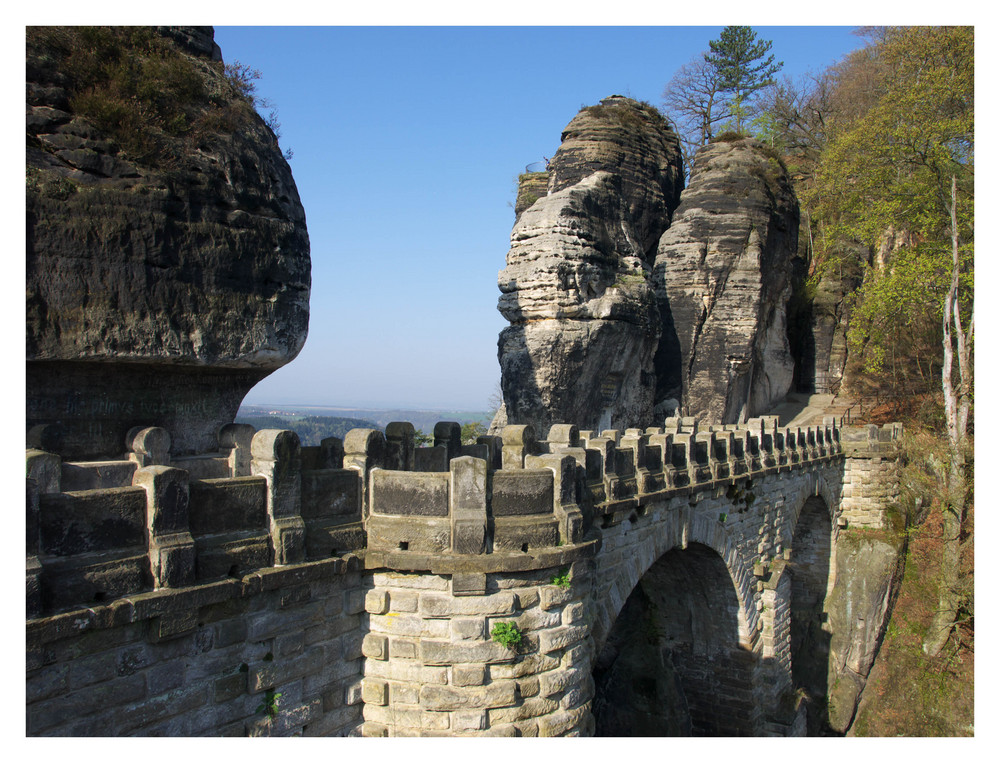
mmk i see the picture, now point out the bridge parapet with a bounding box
[25,414,865,618]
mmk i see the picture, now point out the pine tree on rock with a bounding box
[705,26,783,133]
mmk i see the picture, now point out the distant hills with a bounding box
[237,405,493,447]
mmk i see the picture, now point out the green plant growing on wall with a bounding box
[491,621,523,651]
[256,688,282,720]
[550,568,571,589]
[726,480,756,512]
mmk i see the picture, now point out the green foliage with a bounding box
[726,481,756,512]
[613,273,647,288]
[26,26,292,166]
[256,688,282,720]
[711,130,745,143]
[27,27,215,164]
[805,27,973,398]
[490,621,523,650]
[461,421,487,445]
[704,26,783,133]
[583,98,669,131]
[550,568,571,589]
[235,414,379,447]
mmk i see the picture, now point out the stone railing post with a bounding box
[26,478,42,618]
[385,422,416,471]
[526,453,583,545]
[501,424,535,470]
[320,436,345,469]
[25,449,61,495]
[343,428,387,519]
[132,465,196,589]
[251,429,306,565]
[449,456,488,554]
[219,423,255,477]
[126,426,171,467]
[476,435,503,470]
[434,421,462,463]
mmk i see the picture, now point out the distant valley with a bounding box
[237,404,493,447]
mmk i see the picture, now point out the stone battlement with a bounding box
[22,415,897,621]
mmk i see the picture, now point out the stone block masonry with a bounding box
[26,416,900,736]
[361,565,594,737]
[27,557,365,737]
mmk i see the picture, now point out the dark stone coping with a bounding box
[594,455,842,518]
[364,537,600,575]
[26,552,364,647]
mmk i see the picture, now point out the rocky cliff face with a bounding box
[652,136,799,423]
[788,238,866,396]
[26,26,310,458]
[495,97,684,434]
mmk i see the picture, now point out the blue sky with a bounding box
[213,24,867,411]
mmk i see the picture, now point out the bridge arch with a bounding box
[782,474,839,734]
[590,507,763,735]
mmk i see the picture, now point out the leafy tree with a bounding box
[461,421,487,445]
[704,26,783,133]
[806,26,974,657]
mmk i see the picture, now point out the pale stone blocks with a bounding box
[361,678,388,706]
[451,664,486,687]
[365,589,388,614]
[361,633,387,660]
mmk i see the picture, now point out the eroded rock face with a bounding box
[825,530,905,733]
[26,26,310,458]
[496,97,683,434]
[788,241,866,396]
[653,137,799,423]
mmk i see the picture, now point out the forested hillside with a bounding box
[234,414,379,446]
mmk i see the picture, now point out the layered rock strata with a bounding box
[496,97,683,434]
[652,137,799,423]
[26,26,310,458]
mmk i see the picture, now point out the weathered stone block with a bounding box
[362,633,388,661]
[451,664,486,687]
[450,617,487,640]
[419,681,517,711]
[420,592,517,618]
[365,589,389,615]
[362,679,388,706]
[451,572,487,596]
[387,637,419,660]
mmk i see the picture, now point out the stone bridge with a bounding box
[25,417,900,736]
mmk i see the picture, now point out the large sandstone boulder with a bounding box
[652,136,799,423]
[26,26,310,459]
[496,97,683,434]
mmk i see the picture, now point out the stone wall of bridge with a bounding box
[25,416,900,736]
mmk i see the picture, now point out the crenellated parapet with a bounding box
[25,414,894,622]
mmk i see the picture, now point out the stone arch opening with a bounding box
[592,542,758,736]
[788,494,835,734]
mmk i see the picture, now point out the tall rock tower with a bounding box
[26,27,310,459]
[652,136,799,423]
[495,96,684,434]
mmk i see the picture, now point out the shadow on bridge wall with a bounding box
[789,494,837,735]
[592,542,760,736]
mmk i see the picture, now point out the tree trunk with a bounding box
[923,176,972,658]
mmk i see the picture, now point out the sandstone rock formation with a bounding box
[496,97,684,434]
[652,136,799,423]
[26,26,310,459]
[788,240,866,396]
